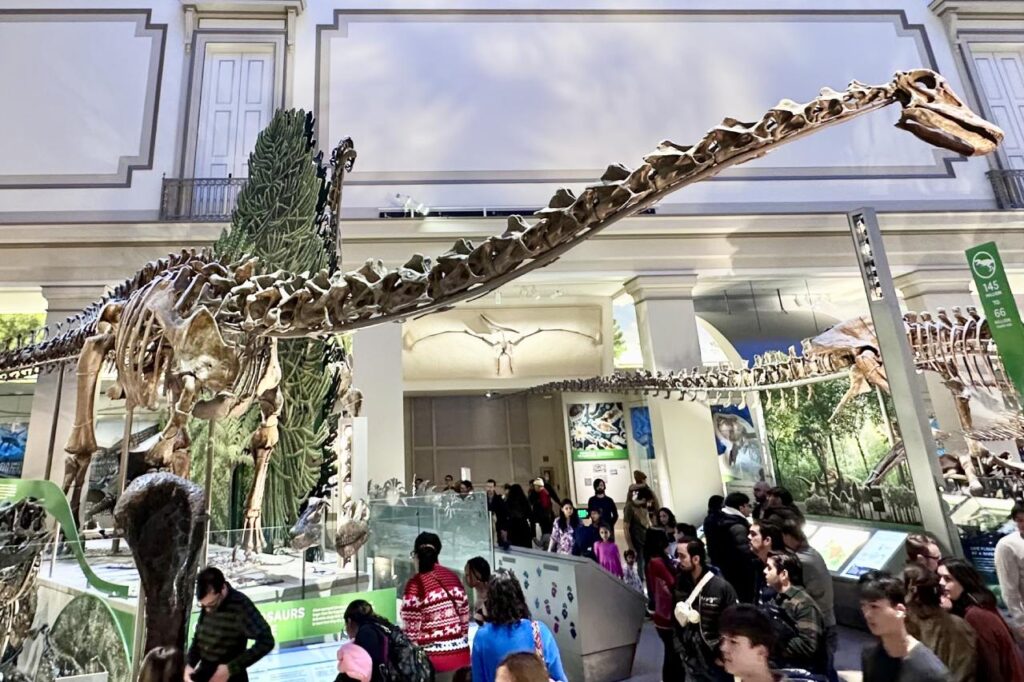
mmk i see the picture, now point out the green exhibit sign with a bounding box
[570,448,630,461]
[965,242,1024,398]
[188,587,398,645]
[0,478,129,597]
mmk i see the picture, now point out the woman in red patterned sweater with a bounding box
[401,532,471,680]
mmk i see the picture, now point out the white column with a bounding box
[895,269,977,456]
[351,322,406,486]
[624,275,723,526]
[22,285,108,485]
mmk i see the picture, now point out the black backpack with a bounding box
[374,622,435,682]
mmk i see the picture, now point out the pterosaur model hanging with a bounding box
[403,313,601,375]
[0,69,1003,554]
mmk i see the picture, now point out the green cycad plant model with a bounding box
[190,109,341,546]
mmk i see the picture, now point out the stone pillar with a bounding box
[22,285,108,486]
[624,275,723,526]
[895,269,977,457]
[351,322,406,485]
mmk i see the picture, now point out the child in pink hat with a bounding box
[336,642,374,682]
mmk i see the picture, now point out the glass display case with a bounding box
[946,495,1016,589]
[364,492,492,592]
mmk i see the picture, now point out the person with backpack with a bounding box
[402,532,471,680]
[342,600,391,682]
[471,569,568,682]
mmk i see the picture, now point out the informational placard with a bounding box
[568,403,630,504]
[807,525,871,572]
[189,587,397,645]
[966,242,1024,398]
[842,530,908,578]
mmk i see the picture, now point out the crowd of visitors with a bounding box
[172,477,1024,682]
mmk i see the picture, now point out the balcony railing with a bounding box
[160,176,247,221]
[988,169,1024,210]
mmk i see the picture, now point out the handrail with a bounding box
[160,176,247,221]
[988,169,1024,209]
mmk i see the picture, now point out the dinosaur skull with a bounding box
[893,69,1003,156]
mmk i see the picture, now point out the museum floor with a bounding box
[246,622,875,682]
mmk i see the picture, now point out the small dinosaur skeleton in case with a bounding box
[0,69,1002,552]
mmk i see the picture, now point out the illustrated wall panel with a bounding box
[317,7,991,211]
[0,11,166,188]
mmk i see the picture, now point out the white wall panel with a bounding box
[0,11,165,187]
[314,6,995,212]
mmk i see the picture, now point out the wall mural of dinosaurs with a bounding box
[0,69,1003,669]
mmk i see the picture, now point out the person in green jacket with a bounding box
[186,567,274,682]
[763,552,828,676]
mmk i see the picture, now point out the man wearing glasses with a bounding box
[185,567,274,682]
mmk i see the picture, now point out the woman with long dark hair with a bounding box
[503,484,534,548]
[644,529,682,682]
[939,557,1024,681]
[465,556,492,625]
[470,570,567,682]
[341,599,392,682]
[901,564,977,682]
[548,501,578,555]
[401,532,471,680]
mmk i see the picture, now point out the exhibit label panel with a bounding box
[567,403,631,503]
[187,587,398,644]
[966,242,1024,398]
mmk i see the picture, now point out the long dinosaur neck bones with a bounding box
[217,69,1000,339]
[0,69,1002,380]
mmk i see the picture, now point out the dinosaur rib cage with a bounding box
[0,249,218,382]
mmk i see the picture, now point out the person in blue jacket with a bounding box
[471,569,568,682]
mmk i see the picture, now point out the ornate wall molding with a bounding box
[315,8,961,185]
[0,10,166,189]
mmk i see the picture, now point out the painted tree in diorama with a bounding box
[763,375,912,520]
[190,110,341,543]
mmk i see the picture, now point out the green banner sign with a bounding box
[571,448,629,462]
[189,587,398,645]
[0,478,129,597]
[966,242,1024,398]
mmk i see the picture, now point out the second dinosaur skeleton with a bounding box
[0,69,1002,552]
[531,306,1021,494]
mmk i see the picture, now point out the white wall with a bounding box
[306,1,996,215]
[0,1,186,218]
[0,0,1006,221]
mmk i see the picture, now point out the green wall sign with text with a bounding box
[966,242,1024,399]
[571,448,629,461]
[188,587,398,645]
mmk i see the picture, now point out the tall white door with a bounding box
[973,46,1024,169]
[194,47,275,178]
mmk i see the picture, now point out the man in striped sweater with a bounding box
[186,567,275,682]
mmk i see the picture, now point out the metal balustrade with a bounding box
[159,176,247,221]
[988,169,1024,210]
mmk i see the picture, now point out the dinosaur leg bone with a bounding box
[951,393,984,494]
[63,327,116,523]
[237,347,283,559]
[147,374,198,474]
